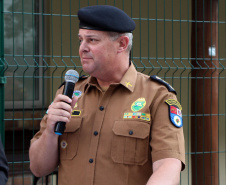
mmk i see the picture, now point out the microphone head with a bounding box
[65,70,79,83]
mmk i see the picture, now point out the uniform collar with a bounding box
[119,63,137,92]
[84,76,99,93]
[84,63,137,93]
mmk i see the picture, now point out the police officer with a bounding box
[29,5,185,185]
[0,137,8,184]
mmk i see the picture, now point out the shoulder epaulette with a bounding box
[150,75,177,95]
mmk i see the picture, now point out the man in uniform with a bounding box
[0,137,8,184]
[29,5,185,185]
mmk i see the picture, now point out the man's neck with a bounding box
[96,61,130,87]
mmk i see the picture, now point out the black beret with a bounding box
[78,5,136,33]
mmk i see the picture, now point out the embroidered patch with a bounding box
[131,98,146,112]
[73,90,82,98]
[71,110,81,116]
[173,115,182,127]
[61,140,67,149]
[165,99,182,110]
[165,99,183,128]
[123,112,150,121]
[74,103,78,108]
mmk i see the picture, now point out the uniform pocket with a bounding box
[111,120,150,165]
[59,117,82,160]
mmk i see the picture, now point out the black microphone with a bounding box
[54,69,79,135]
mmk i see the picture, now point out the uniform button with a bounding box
[129,130,133,135]
[99,106,104,111]
[93,131,98,136]
[89,158,93,163]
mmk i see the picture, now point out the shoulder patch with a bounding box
[165,99,183,128]
[150,75,177,95]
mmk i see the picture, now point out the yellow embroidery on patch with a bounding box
[74,103,78,108]
[131,98,146,112]
[165,99,182,110]
[71,110,81,116]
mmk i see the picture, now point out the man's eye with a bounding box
[90,39,97,42]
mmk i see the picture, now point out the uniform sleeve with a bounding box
[30,114,48,145]
[150,91,185,170]
[0,138,8,185]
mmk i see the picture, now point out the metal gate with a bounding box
[1,0,226,184]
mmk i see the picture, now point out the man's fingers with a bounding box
[54,94,72,104]
[48,108,72,119]
[49,101,72,114]
[47,113,71,124]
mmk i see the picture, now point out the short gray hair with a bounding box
[107,32,133,53]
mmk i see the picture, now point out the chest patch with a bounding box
[165,99,183,128]
[71,110,81,116]
[73,90,83,98]
[123,112,150,121]
[131,98,146,112]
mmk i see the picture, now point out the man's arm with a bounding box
[29,94,77,177]
[29,129,59,177]
[146,158,182,185]
[0,138,8,185]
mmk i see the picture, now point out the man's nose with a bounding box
[79,41,89,52]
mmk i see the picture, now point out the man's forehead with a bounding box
[78,29,107,37]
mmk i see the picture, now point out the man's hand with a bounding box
[46,94,78,134]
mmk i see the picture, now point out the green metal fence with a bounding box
[1,0,226,184]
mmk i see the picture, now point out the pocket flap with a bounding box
[64,117,82,132]
[113,120,150,139]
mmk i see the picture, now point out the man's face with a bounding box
[78,29,118,78]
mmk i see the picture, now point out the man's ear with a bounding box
[117,36,129,53]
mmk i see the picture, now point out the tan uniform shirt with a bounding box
[31,64,185,185]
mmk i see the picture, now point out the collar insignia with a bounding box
[125,82,133,88]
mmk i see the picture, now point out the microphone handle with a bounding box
[54,81,75,135]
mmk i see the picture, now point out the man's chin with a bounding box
[82,65,92,74]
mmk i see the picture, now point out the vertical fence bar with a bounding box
[0,0,5,145]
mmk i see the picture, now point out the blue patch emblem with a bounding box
[170,112,183,128]
[165,99,183,128]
